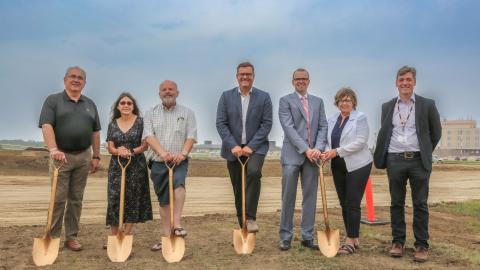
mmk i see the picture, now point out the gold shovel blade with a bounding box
[32,236,60,266]
[233,229,256,254]
[107,233,133,262]
[317,229,340,258]
[162,236,185,263]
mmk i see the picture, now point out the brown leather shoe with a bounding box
[389,243,404,257]
[64,239,83,251]
[413,246,428,262]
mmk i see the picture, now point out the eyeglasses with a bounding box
[339,99,353,104]
[237,73,253,77]
[293,78,309,81]
[119,101,133,106]
[66,74,85,81]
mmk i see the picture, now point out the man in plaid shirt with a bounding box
[143,80,197,251]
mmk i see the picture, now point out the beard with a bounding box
[161,96,176,108]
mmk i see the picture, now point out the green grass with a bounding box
[433,242,480,266]
[440,200,480,217]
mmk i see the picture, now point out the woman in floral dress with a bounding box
[106,92,152,236]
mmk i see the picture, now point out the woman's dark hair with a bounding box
[111,92,140,121]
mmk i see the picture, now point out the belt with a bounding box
[389,151,421,159]
[62,149,87,155]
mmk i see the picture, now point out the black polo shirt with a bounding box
[39,91,101,152]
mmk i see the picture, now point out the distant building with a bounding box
[436,119,480,157]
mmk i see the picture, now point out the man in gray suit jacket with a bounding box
[374,66,441,262]
[216,62,273,233]
[278,68,328,250]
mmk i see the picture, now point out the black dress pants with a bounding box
[386,153,431,248]
[227,153,265,227]
[331,157,372,238]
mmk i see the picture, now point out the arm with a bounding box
[429,100,442,150]
[89,131,101,173]
[42,123,67,162]
[246,93,273,151]
[336,114,370,157]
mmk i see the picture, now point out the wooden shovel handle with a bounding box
[117,156,131,231]
[45,160,64,235]
[237,156,249,230]
[165,162,176,233]
[316,160,331,230]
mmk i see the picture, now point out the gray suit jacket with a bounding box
[279,92,328,165]
[374,94,442,171]
[216,87,273,161]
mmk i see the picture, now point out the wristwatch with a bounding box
[92,156,101,160]
[181,150,189,158]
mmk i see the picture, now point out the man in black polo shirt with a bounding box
[39,66,101,251]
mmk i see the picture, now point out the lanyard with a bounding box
[397,99,414,132]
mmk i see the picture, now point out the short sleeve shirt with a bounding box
[142,103,197,162]
[39,91,101,152]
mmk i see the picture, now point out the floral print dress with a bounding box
[106,117,153,225]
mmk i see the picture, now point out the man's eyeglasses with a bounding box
[293,78,309,81]
[120,101,133,106]
[237,73,253,77]
[66,74,85,81]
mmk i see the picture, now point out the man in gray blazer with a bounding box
[278,68,328,250]
[374,66,441,262]
[216,62,273,233]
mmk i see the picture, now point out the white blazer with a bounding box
[326,110,373,172]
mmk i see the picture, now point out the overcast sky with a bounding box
[1,0,479,146]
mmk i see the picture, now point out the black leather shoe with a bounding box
[301,239,319,250]
[279,240,291,251]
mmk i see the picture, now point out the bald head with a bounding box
[159,80,179,109]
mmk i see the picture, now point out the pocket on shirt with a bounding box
[175,117,186,133]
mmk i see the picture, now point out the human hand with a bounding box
[242,146,253,157]
[49,148,67,163]
[89,158,100,174]
[173,153,186,165]
[231,146,243,158]
[117,146,130,158]
[160,151,173,162]
[322,149,337,161]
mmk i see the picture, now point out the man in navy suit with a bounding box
[277,68,328,250]
[374,66,441,262]
[216,62,273,233]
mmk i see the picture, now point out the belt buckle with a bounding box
[403,152,414,159]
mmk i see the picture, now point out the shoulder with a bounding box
[80,94,96,106]
[253,87,270,98]
[309,94,324,104]
[44,91,63,103]
[382,98,396,108]
[415,94,435,105]
[177,104,195,115]
[280,93,294,101]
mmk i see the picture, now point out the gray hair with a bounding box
[65,66,87,80]
[159,80,178,90]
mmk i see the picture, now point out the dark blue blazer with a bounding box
[216,87,273,161]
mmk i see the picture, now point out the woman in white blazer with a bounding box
[322,87,373,255]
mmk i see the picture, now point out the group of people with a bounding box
[39,62,441,263]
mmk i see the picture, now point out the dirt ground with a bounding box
[1,150,480,269]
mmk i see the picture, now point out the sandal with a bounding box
[151,242,162,251]
[174,227,187,237]
[337,244,356,255]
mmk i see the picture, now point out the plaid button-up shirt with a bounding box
[143,103,197,162]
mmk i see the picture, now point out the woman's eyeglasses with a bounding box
[119,101,133,106]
